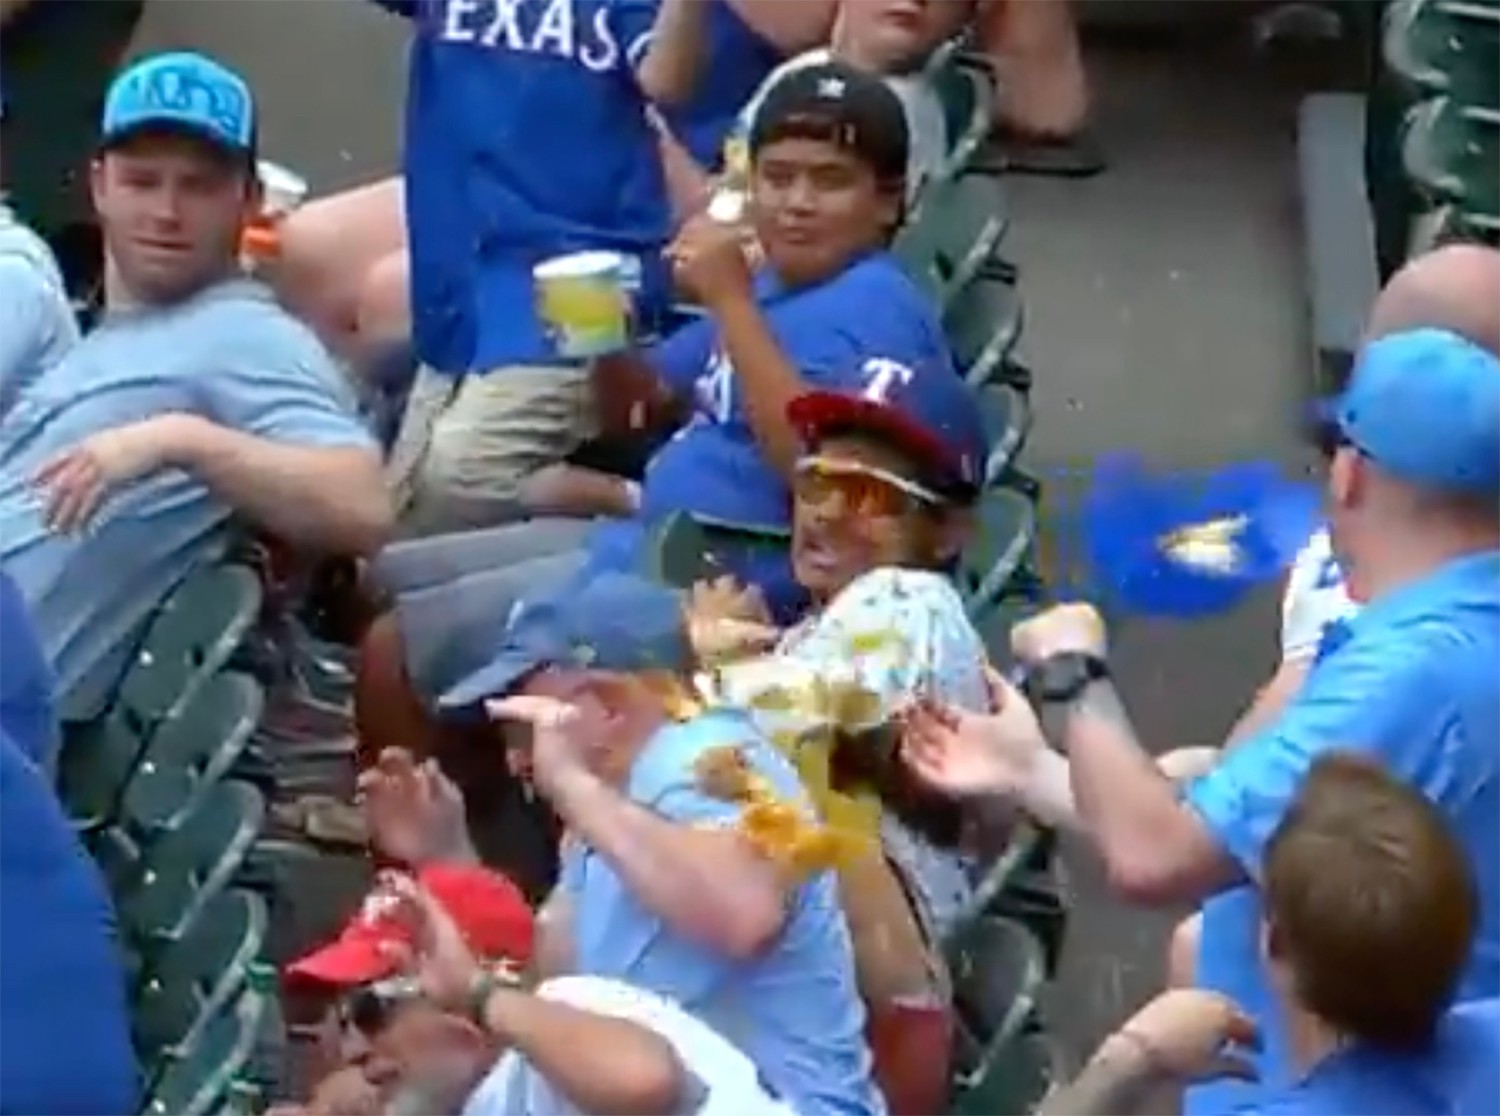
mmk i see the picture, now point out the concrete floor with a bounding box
[1007,23,1315,1063]
[132,0,1324,1078]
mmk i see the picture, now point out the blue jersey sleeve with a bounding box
[647,316,715,398]
[1184,635,1458,876]
[607,0,661,68]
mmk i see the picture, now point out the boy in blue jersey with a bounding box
[364,61,961,717]
[370,0,707,538]
[460,572,886,1116]
[1033,753,1499,1116]
[0,52,389,713]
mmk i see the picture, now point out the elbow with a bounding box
[614,1045,688,1116]
[713,889,785,960]
[1104,847,1194,906]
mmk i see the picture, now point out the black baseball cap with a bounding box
[749,60,909,187]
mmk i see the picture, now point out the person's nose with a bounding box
[784,176,819,216]
[141,183,185,229]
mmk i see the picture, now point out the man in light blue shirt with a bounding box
[0,51,391,715]
[954,326,1500,1113]
[0,83,79,418]
[456,572,885,1116]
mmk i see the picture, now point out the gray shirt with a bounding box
[0,278,373,709]
[0,204,80,420]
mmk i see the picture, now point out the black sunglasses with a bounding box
[340,976,423,1036]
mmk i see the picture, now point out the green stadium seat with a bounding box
[642,513,788,590]
[927,49,996,176]
[945,274,1026,391]
[58,564,264,831]
[119,672,265,837]
[143,988,266,1116]
[1383,0,1499,106]
[949,1028,1060,1116]
[958,486,1037,614]
[900,172,1010,306]
[945,916,1048,1095]
[977,383,1033,485]
[115,778,267,951]
[132,888,269,1067]
[1400,94,1500,224]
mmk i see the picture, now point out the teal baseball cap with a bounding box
[101,51,256,161]
[1319,328,1500,495]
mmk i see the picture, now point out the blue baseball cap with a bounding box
[101,51,257,161]
[787,359,990,501]
[440,572,691,710]
[1319,328,1500,495]
[1084,455,1322,619]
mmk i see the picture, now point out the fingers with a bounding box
[1195,1052,1259,1084]
[485,694,577,729]
[1222,1005,1261,1050]
[36,452,105,534]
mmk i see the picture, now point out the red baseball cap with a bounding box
[285,864,535,990]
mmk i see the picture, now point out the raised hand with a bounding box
[900,665,1048,799]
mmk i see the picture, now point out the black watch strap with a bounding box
[1022,652,1110,706]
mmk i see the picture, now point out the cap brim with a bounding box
[284,938,393,990]
[438,649,542,712]
[101,118,249,161]
[788,391,965,493]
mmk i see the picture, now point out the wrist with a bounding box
[160,412,217,468]
[1095,1028,1169,1084]
[706,282,757,319]
[545,763,607,819]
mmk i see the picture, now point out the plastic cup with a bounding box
[533,251,630,359]
[256,160,309,219]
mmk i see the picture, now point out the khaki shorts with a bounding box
[386,363,597,537]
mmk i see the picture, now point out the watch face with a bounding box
[1031,653,1105,703]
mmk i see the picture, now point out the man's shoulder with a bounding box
[179,280,328,356]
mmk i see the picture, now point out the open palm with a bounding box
[901,667,1048,798]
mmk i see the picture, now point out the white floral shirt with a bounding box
[698,567,990,934]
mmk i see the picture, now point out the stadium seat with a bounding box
[977,382,1033,485]
[958,486,1038,613]
[927,47,996,176]
[143,987,267,1116]
[944,274,1027,391]
[119,671,265,837]
[132,887,269,1067]
[642,512,789,590]
[1400,94,1499,230]
[1383,0,1499,105]
[946,916,1048,1096]
[899,171,1011,305]
[59,564,264,831]
[114,778,267,950]
[949,1028,1060,1116]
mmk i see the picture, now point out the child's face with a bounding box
[837,0,975,73]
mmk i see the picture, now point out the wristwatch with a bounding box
[1022,651,1111,707]
[463,962,523,1026]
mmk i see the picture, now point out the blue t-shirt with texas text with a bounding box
[395,0,673,373]
[585,252,956,617]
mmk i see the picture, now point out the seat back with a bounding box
[133,887,269,1065]
[958,487,1037,613]
[120,672,265,836]
[143,988,266,1116]
[118,778,267,949]
[1384,0,1500,105]
[945,275,1026,389]
[976,383,1033,485]
[945,917,1047,1087]
[949,1027,1059,1116]
[1401,95,1500,219]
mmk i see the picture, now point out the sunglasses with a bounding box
[793,455,944,518]
[340,976,423,1037]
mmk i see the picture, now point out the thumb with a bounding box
[486,694,569,726]
[981,662,1023,712]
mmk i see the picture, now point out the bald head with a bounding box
[1365,244,1500,356]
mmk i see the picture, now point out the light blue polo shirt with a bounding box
[1239,999,1500,1116]
[0,279,374,714]
[392,0,672,373]
[0,203,79,420]
[585,251,957,620]
[1184,550,1500,1115]
[560,708,884,1116]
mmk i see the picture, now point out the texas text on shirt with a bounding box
[0,202,79,420]
[0,729,139,1114]
[1240,999,1500,1116]
[1182,550,1500,1114]
[558,708,886,1116]
[587,252,956,619]
[393,0,674,372]
[0,279,374,709]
